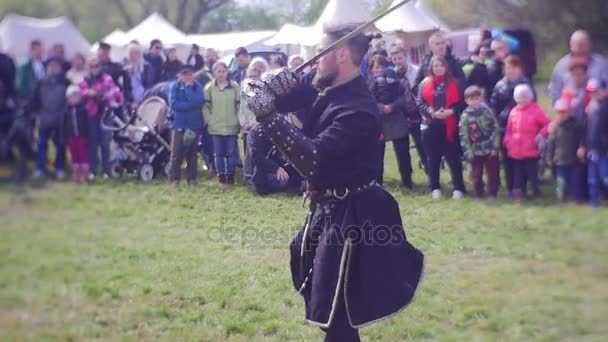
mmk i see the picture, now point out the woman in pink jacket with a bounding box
[503,84,550,201]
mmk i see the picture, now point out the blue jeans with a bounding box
[588,155,608,207]
[88,116,111,175]
[36,127,66,173]
[212,135,237,176]
[555,164,582,201]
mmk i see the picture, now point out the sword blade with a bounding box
[294,0,412,73]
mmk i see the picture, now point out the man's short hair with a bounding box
[31,39,42,48]
[323,24,371,66]
[99,42,111,50]
[388,45,406,56]
[234,47,249,57]
[504,55,522,68]
[192,43,200,51]
[150,39,162,49]
[464,85,483,99]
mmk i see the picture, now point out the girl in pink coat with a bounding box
[503,84,550,201]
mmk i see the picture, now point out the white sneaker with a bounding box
[431,189,442,200]
[56,170,66,181]
[103,173,110,180]
[32,169,45,180]
[452,190,465,200]
[88,173,96,181]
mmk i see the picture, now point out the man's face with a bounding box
[98,48,111,62]
[491,41,509,61]
[429,36,447,57]
[391,52,407,71]
[151,43,163,56]
[236,54,249,68]
[289,57,303,70]
[570,35,591,57]
[31,44,43,60]
[46,62,61,76]
[129,48,141,64]
[53,45,65,58]
[313,36,339,90]
[205,50,218,64]
[504,64,522,81]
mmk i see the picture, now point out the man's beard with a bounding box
[313,68,338,90]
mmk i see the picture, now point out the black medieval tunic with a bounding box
[260,72,424,328]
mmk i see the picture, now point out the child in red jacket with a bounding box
[503,84,551,201]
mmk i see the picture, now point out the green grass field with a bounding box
[1,150,607,341]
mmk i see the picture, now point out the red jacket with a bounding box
[503,102,550,159]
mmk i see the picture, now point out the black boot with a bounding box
[218,174,226,184]
[226,174,235,185]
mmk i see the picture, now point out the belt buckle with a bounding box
[332,187,349,200]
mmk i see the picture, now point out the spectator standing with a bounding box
[459,86,500,200]
[231,47,250,84]
[79,57,124,180]
[546,99,585,202]
[98,42,127,90]
[239,65,262,177]
[123,43,155,108]
[204,48,219,73]
[168,65,204,186]
[368,55,414,189]
[549,30,608,105]
[144,39,164,85]
[491,55,535,196]
[16,40,45,104]
[162,47,183,82]
[250,57,269,75]
[414,32,466,96]
[487,38,511,91]
[390,45,426,172]
[187,44,204,71]
[416,55,466,199]
[584,80,608,208]
[462,45,492,101]
[288,55,304,71]
[268,55,286,71]
[0,52,16,100]
[66,53,87,85]
[28,57,70,180]
[63,85,89,182]
[46,43,71,75]
[203,62,240,185]
[503,84,550,202]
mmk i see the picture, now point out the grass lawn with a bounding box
[1,85,607,341]
[2,152,607,341]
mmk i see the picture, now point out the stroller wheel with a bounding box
[110,161,124,179]
[138,163,155,182]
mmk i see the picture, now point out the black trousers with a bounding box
[377,136,413,187]
[513,158,540,197]
[169,129,201,183]
[501,145,515,194]
[410,124,427,172]
[422,124,465,192]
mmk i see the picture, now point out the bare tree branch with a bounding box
[113,0,135,27]
[186,0,229,33]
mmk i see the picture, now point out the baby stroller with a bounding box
[102,96,171,182]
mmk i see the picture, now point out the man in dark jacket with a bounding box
[584,80,608,207]
[144,39,165,85]
[28,57,70,180]
[463,45,493,101]
[245,123,303,195]
[231,47,250,85]
[16,40,45,105]
[243,24,424,342]
[98,42,128,91]
[45,43,71,76]
[414,32,466,96]
[187,44,204,71]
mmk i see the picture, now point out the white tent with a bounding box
[189,30,277,55]
[415,0,450,32]
[0,14,91,62]
[265,0,371,49]
[122,13,189,47]
[375,0,447,46]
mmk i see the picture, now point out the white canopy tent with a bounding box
[189,30,277,56]
[0,14,91,62]
[375,0,447,47]
[122,13,189,47]
[264,0,372,57]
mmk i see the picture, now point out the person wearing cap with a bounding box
[187,44,204,72]
[167,65,204,186]
[63,85,89,182]
[546,98,586,202]
[584,80,608,207]
[503,84,550,202]
[27,56,70,180]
